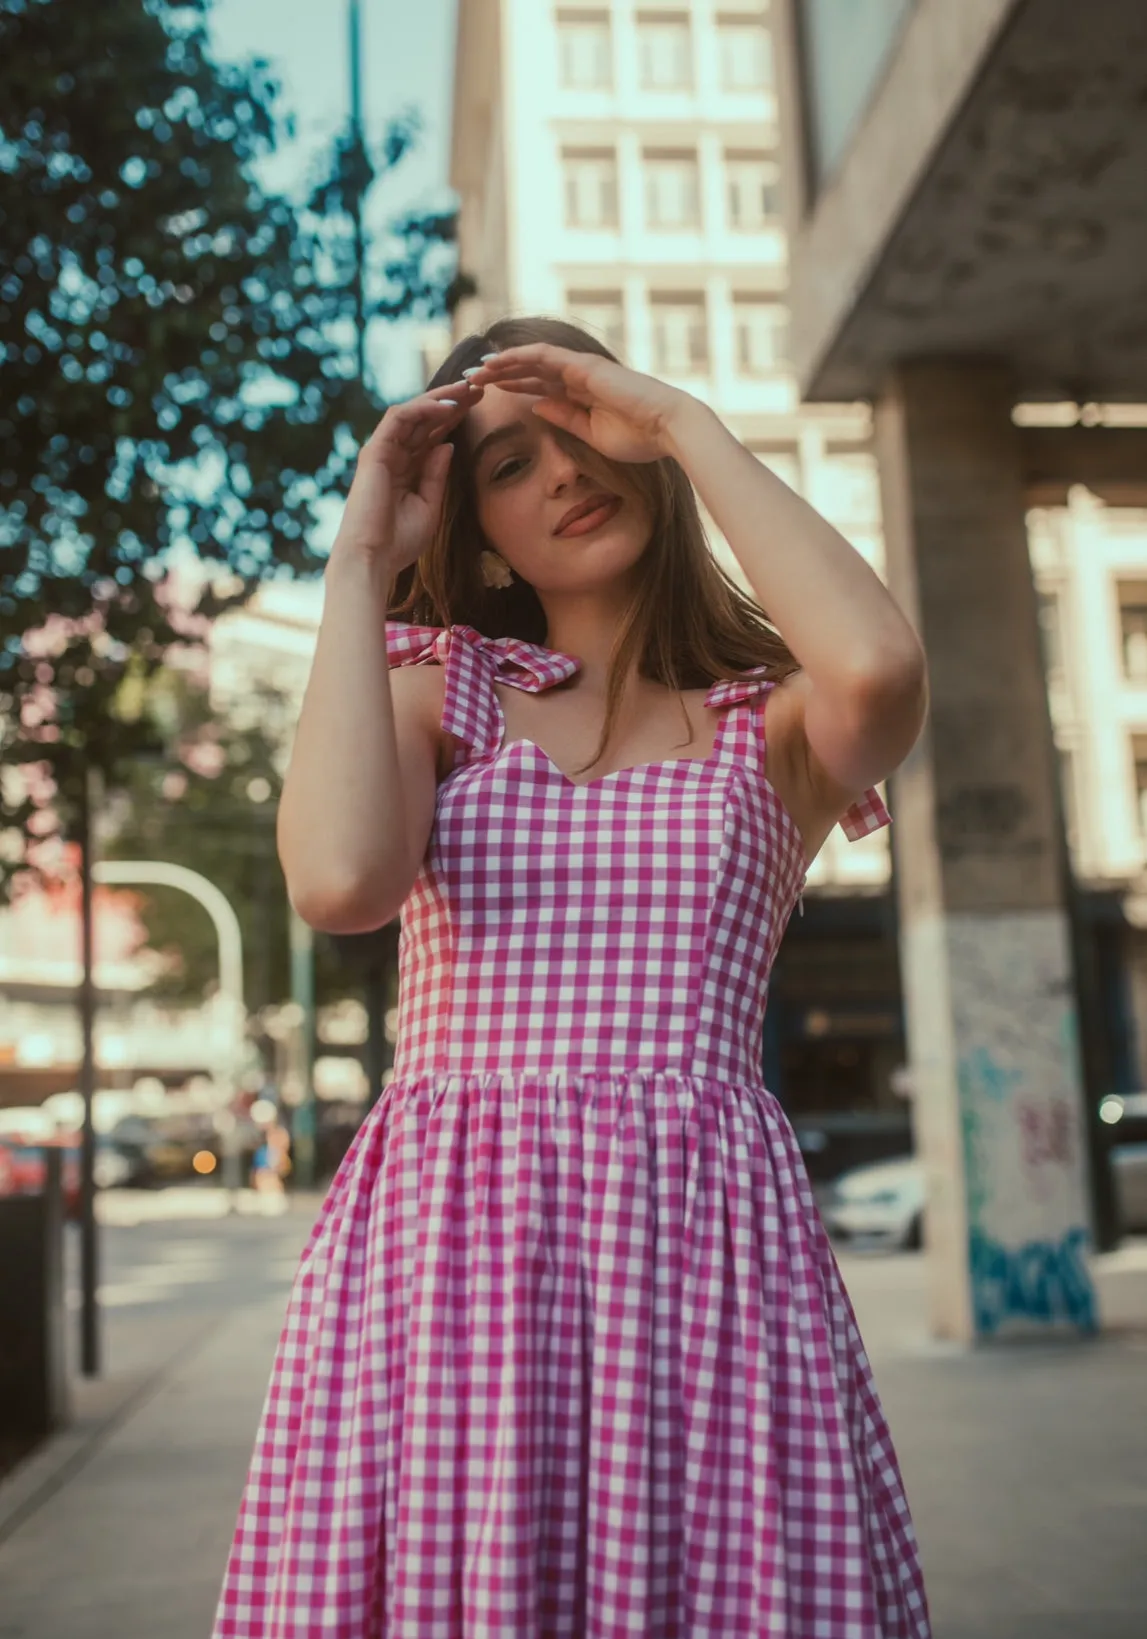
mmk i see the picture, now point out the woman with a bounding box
[213,316,932,1637]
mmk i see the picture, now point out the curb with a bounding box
[0,1312,226,1549]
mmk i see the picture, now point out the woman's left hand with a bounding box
[464,344,694,464]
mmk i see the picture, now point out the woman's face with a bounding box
[464,384,653,594]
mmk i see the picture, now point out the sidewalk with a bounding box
[0,1218,1144,1639]
[845,1242,1147,1639]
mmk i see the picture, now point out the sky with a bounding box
[205,0,459,399]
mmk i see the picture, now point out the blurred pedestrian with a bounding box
[213,317,931,1636]
[250,1120,289,1195]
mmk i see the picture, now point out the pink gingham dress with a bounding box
[213,622,930,1639]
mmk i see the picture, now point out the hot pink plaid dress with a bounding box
[213,621,930,1639]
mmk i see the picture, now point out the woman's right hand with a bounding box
[330,379,483,576]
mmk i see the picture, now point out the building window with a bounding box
[1036,588,1066,680]
[556,10,613,90]
[732,296,787,375]
[643,148,701,229]
[565,289,625,358]
[1133,736,1147,837]
[561,146,619,228]
[818,448,881,530]
[747,444,801,493]
[725,150,780,229]
[636,11,693,90]
[717,15,774,91]
[650,293,708,375]
[1056,746,1079,852]
[1118,581,1147,682]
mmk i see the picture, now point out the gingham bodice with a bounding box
[385,622,890,1084]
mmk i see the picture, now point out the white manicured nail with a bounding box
[438,398,459,407]
[480,352,498,361]
[461,366,483,378]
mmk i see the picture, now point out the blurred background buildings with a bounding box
[440,0,1147,1149]
[3,0,1146,1243]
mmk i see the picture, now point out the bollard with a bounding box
[0,1147,70,1453]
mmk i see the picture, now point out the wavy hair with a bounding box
[387,314,797,779]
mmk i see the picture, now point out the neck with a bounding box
[539,592,638,694]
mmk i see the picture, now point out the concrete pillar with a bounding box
[875,361,1098,1342]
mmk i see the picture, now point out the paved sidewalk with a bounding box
[0,1210,1143,1638]
[845,1243,1147,1639]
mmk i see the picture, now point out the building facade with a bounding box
[771,0,1147,1333]
[449,0,915,1123]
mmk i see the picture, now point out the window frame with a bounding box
[635,9,695,91]
[564,289,627,358]
[642,146,703,231]
[724,149,781,231]
[560,144,621,229]
[731,294,788,377]
[715,13,774,92]
[555,8,614,91]
[649,291,710,376]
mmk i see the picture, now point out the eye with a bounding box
[490,456,528,482]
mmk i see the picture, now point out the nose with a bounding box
[541,429,588,494]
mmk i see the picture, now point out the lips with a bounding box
[553,492,621,536]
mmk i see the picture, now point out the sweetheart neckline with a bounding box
[489,738,811,874]
[505,736,720,790]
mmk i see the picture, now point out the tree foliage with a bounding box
[0,0,469,897]
[99,662,288,1007]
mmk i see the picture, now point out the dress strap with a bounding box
[704,668,892,841]
[385,621,580,767]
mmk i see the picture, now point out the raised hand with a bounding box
[331,379,484,574]
[466,344,693,465]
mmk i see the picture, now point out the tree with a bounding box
[97,660,288,1008]
[0,0,469,889]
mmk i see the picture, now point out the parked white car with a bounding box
[820,1156,924,1251]
[822,1138,1147,1251]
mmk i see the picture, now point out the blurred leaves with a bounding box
[100,663,290,1006]
[0,0,470,898]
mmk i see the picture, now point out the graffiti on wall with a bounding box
[950,911,1096,1336]
[969,1225,1096,1334]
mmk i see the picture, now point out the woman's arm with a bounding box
[661,398,927,799]
[468,343,927,812]
[276,552,440,933]
[276,378,481,931]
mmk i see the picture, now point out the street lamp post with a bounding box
[89,860,249,1282]
[79,841,244,1376]
[77,763,101,1378]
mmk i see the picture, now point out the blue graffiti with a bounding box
[958,1045,1023,1104]
[970,1225,1097,1336]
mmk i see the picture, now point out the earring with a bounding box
[480,550,514,589]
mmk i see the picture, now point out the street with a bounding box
[0,1196,1144,1638]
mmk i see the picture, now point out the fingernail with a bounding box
[438,398,459,408]
[480,352,498,361]
[461,366,483,378]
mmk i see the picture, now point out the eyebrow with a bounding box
[470,418,533,469]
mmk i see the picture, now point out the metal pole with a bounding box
[348,0,368,389]
[289,908,317,1186]
[77,762,100,1378]
[93,860,248,1201]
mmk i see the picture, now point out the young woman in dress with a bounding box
[213,316,931,1638]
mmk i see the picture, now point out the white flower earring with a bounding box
[480,550,514,589]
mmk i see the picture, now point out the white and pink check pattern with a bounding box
[212,623,928,1639]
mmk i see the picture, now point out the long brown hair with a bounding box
[387,314,797,778]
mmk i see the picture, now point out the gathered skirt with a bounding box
[212,1070,931,1638]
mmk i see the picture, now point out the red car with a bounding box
[0,1139,83,1218]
